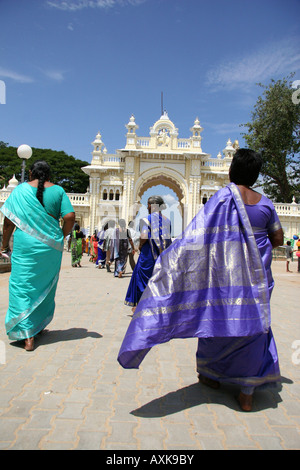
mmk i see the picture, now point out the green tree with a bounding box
[242,74,300,202]
[0,145,90,193]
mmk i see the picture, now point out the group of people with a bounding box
[70,219,140,278]
[285,238,300,272]
[0,149,286,412]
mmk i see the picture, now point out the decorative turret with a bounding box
[7,174,19,191]
[223,138,235,159]
[92,132,104,153]
[190,117,203,150]
[91,131,106,165]
[126,114,138,133]
[125,115,139,148]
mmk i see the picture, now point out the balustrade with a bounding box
[67,194,89,206]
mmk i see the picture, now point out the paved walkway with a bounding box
[0,252,299,450]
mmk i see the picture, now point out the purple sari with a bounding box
[125,212,172,306]
[118,184,281,389]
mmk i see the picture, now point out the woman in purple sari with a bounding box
[125,196,172,311]
[118,149,283,412]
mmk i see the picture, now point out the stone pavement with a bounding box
[0,252,299,451]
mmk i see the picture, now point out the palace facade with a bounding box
[0,112,299,239]
[68,112,239,234]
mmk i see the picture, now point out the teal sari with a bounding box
[1,183,65,341]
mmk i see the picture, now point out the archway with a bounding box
[133,172,188,237]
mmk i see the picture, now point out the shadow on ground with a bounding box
[10,327,102,349]
[131,377,292,416]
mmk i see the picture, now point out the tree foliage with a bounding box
[242,74,300,202]
[0,143,90,193]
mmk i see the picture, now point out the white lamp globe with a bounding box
[17,144,32,160]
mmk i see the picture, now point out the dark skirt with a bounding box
[196,328,281,389]
[125,242,155,306]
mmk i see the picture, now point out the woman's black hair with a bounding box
[119,218,126,228]
[229,148,262,187]
[148,195,166,211]
[30,160,51,206]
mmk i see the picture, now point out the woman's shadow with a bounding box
[11,328,102,349]
[131,378,291,416]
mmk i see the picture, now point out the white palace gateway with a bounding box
[1,112,299,238]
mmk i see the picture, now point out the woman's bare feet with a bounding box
[24,337,34,351]
[237,392,253,411]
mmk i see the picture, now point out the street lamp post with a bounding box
[17,144,32,183]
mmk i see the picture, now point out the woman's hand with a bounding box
[1,217,15,253]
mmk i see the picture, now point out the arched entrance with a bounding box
[132,170,188,236]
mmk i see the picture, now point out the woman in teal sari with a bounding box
[0,161,75,351]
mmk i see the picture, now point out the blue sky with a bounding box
[0,0,300,169]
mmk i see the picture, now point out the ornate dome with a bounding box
[150,111,178,137]
[7,174,18,191]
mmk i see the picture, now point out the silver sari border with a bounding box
[229,183,270,332]
[2,206,63,252]
[135,296,260,319]
[5,272,60,334]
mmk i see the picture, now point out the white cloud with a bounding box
[0,66,66,84]
[47,0,115,10]
[47,0,146,10]
[204,121,241,136]
[43,70,65,81]
[163,193,178,206]
[0,67,34,83]
[206,37,300,91]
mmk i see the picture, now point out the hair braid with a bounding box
[36,174,46,206]
[30,160,51,207]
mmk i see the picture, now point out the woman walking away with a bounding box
[124,196,172,311]
[71,224,84,267]
[104,220,115,272]
[89,231,98,263]
[0,160,75,351]
[111,219,135,278]
[118,149,283,412]
[96,224,107,269]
